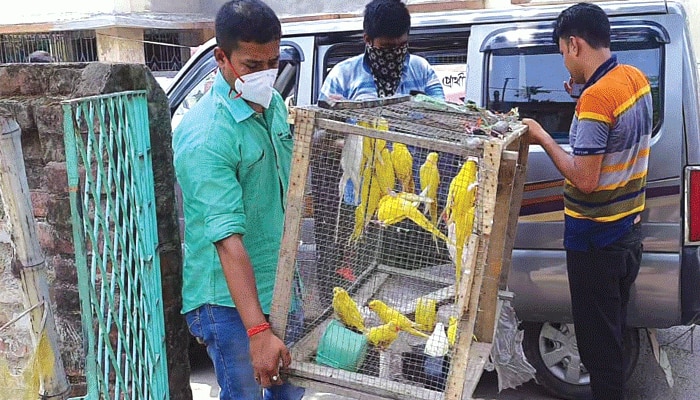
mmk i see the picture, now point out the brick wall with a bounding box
[0,63,191,400]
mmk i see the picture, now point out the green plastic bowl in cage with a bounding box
[316,320,369,372]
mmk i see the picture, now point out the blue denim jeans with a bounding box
[186,304,306,400]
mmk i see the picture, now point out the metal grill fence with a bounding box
[62,91,169,400]
[0,31,97,63]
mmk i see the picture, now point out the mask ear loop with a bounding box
[222,53,245,99]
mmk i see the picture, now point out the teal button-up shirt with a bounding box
[173,72,293,314]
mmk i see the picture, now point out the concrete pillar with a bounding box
[199,27,216,44]
[96,27,145,64]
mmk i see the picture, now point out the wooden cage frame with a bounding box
[270,97,529,400]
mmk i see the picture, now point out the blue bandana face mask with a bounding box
[364,43,408,97]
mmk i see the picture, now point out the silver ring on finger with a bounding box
[271,375,279,382]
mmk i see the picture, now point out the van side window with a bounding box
[485,28,664,143]
[320,31,469,103]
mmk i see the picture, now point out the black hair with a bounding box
[27,50,54,63]
[552,2,611,49]
[363,0,411,41]
[215,0,281,56]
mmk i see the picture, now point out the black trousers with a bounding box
[566,223,642,400]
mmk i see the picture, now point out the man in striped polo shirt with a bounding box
[524,3,652,399]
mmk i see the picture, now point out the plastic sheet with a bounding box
[488,299,537,392]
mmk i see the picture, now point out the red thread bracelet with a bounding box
[247,322,271,338]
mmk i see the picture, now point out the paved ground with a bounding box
[190,325,700,400]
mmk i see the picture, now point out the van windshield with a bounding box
[486,44,662,143]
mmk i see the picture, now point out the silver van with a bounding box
[167,1,700,398]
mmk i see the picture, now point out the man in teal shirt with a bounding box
[172,1,303,399]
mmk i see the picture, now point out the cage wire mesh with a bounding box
[278,96,524,399]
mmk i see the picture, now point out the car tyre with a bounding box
[522,322,640,400]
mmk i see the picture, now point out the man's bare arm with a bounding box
[524,118,603,194]
[215,235,291,387]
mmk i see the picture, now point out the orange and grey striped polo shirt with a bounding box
[564,56,653,251]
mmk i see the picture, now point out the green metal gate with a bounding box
[62,91,169,400]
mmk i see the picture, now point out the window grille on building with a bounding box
[0,31,97,63]
[144,30,185,72]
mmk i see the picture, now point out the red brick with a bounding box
[31,191,50,218]
[33,101,64,135]
[43,162,69,194]
[36,222,56,252]
[55,235,75,255]
[52,255,77,283]
[0,67,21,95]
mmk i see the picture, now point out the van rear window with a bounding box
[486,44,662,143]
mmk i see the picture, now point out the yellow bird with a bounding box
[368,299,429,338]
[350,166,382,241]
[376,194,448,243]
[360,136,386,172]
[365,321,400,349]
[419,152,440,225]
[376,147,396,195]
[350,123,393,241]
[415,297,437,332]
[447,316,458,347]
[332,287,366,333]
[443,157,478,294]
[392,143,415,194]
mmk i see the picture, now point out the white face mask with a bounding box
[234,68,277,109]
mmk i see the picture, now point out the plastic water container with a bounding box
[316,320,369,372]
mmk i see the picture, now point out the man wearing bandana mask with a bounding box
[321,0,443,100]
[313,0,449,302]
[172,1,304,399]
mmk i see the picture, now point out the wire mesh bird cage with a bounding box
[270,95,528,400]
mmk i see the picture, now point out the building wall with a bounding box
[1,0,129,25]
[0,63,191,400]
[3,1,698,66]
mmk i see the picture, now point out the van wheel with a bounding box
[522,322,639,400]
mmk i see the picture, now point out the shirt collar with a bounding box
[211,71,256,123]
[582,54,618,94]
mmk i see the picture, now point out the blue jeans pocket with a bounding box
[187,304,305,400]
[185,309,204,344]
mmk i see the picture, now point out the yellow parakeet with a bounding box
[392,143,415,194]
[419,152,440,225]
[365,321,400,349]
[332,287,366,333]
[368,299,429,338]
[415,297,437,332]
[351,166,383,241]
[443,157,478,295]
[376,147,396,195]
[447,316,458,347]
[350,121,392,241]
[376,193,448,243]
